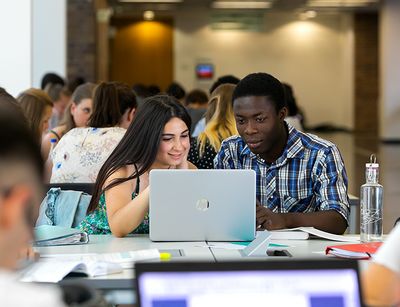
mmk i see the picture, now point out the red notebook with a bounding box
[325,242,383,260]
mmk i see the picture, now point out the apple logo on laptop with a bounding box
[196,198,210,211]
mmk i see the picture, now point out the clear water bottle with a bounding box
[360,154,383,242]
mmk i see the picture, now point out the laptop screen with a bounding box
[136,260,362,307]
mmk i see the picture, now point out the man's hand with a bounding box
[256,203,287,230]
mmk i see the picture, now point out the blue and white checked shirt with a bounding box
[214,125,350,223]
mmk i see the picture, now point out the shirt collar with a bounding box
[239,122,305,163]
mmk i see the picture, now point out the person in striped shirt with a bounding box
[214,72,349,234]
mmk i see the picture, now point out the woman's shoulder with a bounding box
[104,164,135,185]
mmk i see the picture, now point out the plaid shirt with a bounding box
[214,125,350,223]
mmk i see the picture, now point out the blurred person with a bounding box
[49,82,137,183]
[17,88,53,145]
[45,83,72,129]
[192,75,240,137]
[42,82,96,160]
[40,72,65,90]
[0,90,67,306]
[283,83,304,131]
[148,84,161,96]
[188,84,237,169]
[166,82,186,103]
[185,89,208,134]
[363,224,400,306]
[132,83,150,107]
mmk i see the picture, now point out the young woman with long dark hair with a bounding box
[79,95,196,237]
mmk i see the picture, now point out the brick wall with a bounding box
[354,13,379,134]
[67,0,96,84]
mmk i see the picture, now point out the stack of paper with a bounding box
[270,227,360,242]
[20,248,161,282]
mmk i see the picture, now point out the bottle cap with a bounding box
[366,154,379,168]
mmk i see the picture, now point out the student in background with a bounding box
[188,84,237,169]
[42,82,96,160]
[40,72,65,90]
[79,95,196,237]
[17,88,53,145]
[192,75,240,137]
[214,72,349,234]
[0,89,66,306]
[282,83,304,132]
[166,82,186,104]
[44,83,72,129]
[49,82,136,183]
[363,224,400,306]
[185,89,208,134]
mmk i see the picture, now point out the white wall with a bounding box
[0,0,32,96]
[174,10,354,129]
[32,0,66,89]
[0,0,66,97]
[380,0,400,141]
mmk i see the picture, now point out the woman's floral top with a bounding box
[50,127,125,183]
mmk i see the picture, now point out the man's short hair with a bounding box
[232,72,285,112]
[0,91,43,179]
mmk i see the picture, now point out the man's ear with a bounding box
[0,186,32,229]
[279,107,288,120]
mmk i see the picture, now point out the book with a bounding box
[34,225,89,246]
[269,227,360,242]
[39,248,162,269]
[325,242,383,259]
[20,248,162,282]
[20,260,123,283]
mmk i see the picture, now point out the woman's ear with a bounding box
[70,102,77,115]
[128,107,136,122]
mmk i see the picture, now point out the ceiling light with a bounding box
[143,10,155,20]
[307,0,377,7]
[119,0,182,3]
[212,1,272,9]
[299,10,317,20]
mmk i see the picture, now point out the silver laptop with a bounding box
[149,169,256,241]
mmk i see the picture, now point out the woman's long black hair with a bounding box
[87,95,191,213]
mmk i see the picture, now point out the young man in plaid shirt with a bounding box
[214,73,349,234]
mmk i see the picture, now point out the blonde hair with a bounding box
[198,84,237,156]
[17,88,53,142]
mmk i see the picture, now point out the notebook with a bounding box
[326,242,383,259]
[149,169,256,241]
[34,225,89,246]
[135,259,363,307]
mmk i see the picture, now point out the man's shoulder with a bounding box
[297,130,338,153]
[221,135,244,147]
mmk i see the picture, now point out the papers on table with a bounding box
[270,227,360,242]
[20,249,161,283]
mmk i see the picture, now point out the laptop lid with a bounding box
[149,169,256,241]
[136,259,363,307]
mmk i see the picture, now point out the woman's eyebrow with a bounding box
[162,129,189,136]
